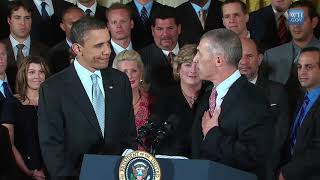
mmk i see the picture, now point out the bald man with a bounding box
[239,38,290,180]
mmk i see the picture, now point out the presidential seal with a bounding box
[119,150,161,180]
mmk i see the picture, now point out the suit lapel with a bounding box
[296,97,320,143]
[219,76,247,120]
[64,65,103,138]
[3,38,16,68]
[101,69,114,141]
[186,2,203,29]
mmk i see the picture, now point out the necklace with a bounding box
[181,88,198,108]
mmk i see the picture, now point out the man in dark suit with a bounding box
[278,47,320,180]
[239,38,290,180]
[139,7,180,96]
[127,0,169,50]
[0,42,12,109]
[249,0,292,49]
[76,0,107,22]
[106,3,135,67]
[20,0,73,47]
[38,17,136,179]
[176,0,223,45]
[1,1,48,91]
[49,6,84,74]
[191,29,273,178]
[222,0,253,38]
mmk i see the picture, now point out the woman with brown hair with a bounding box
[1,55,50,180]
[113,50,152,151]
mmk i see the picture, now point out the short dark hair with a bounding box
[61,6,84,22]
[222,0,248,14]
[106,3,132,20]
[299,46,320,66]
[7,1,32,18]
[151,6,179,27]
[70,16,107,45]
[289,0,318,19]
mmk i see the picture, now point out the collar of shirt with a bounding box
[246,30,251,38]
[248,74,258,84]
[190,0,211,17]
[111,39,133,54]
[74,58,105,103]
[215,70,241,107]
[9,34,31,59]
[162,43,179,56]
[272,5,288,27]
[134,0,153,17]
[77,0,97,15]
[0,76,9,97]
[33,0,54,16]
[66,38,72,48]
[292,36,320,62]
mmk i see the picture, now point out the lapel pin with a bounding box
[109,86,113,89]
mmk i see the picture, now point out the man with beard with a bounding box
[176,0,223,45]
[139,7,181,96]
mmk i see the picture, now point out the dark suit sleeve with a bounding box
[38,83,67,177]
[121,73,137,150]
[201,100,273,171]
[282,114,320,180]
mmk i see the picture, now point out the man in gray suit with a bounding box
[264,1,320,85]
[38,17,136,179]
[263,1,320,113]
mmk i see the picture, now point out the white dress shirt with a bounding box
[74,59,105,105]
[162,43,179,56]
[9,35,31,61]
[77,0,97,16]
[215,70,241,107]
[111,39,133,55]
[33,0,54,17]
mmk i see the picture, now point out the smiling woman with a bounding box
[0,55,50,180]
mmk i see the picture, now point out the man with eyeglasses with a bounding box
[278,47,320,180]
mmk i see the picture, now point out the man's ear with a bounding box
[258,53,263,66]
[72,43,82,56]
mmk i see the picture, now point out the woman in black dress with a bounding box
[152,44,205,157]
[1,56,50,180]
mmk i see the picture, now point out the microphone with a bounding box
[136,114,161,146]
[150,115,180,155]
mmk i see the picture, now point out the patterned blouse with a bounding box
[134,91,152,151]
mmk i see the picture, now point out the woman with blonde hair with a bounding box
[113,50,151,150]
[152,44,205,157]
[1,55,50,180]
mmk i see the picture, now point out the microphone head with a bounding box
[137,114,161,139]
[163,114,180,133]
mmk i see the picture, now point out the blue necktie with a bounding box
[2,82,13,98]
[290,95,310,153]
[91,74,105,137]
[140,6,148,26]
[41,2,50,21]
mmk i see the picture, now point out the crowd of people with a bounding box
[0,0,320,180]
